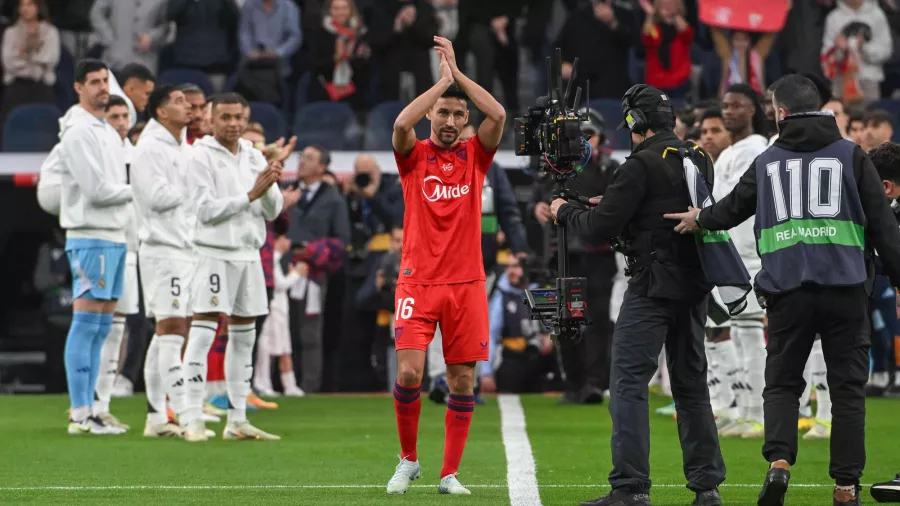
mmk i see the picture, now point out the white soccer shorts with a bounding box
[191,256,269,318]
[116,252,140,315]
[139,255,196,320]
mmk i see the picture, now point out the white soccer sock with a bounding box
[143,335,167,425]
[799,358,813,418]
[705,340,725,411]
[281,370,299,391]
[809,339,832,423]
[254,334,272,392]
[659,349,671,396]
[182,321,218,425]
[206,380,226,401]
[733,322,766,424]
[706,339,738,418]
[93,316,125,416]
[872,371,890,388]
[225,323,256,423]
[158,334,186,417]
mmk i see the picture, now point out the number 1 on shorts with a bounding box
[396,297,414,320]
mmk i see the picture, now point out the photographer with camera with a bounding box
[531,108,618,404]
[342,154,404,390]
[550,84,726,506]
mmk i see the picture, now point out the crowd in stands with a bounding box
[2,0,900,153]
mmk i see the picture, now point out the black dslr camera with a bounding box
[514,49,594,341]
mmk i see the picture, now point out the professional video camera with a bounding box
[514,49,595,341]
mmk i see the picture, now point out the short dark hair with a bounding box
[771,74,822,115]
[75,59,108,83]
[147,84,178,121]
[211,92,249,112]
[177,83,204,96]
[676,108,695,127]
[725,83,767,135]
[118,63,155,86]
[307,144,331,166]
[441,84,469,102]
[868,142,900,184]
[647,109,676,132]
[865,109,895,128]
[700,107,724,124]
[685,126,702,142]
[105,95,128,112]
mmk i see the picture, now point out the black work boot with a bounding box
[758,465,791,506]
[692,488,722,506]
[579,488,651,506]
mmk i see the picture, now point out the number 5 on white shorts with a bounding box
[396,297,415,320]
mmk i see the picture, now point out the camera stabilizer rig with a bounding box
[514,48,595,341]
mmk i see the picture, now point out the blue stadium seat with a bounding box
[363,101,434,150]
[248,102,287,143]
[293,101,355,150]
[2,104,61,152]
[589,99,630,150]
[293,72,312,113]
[158,69,215,96]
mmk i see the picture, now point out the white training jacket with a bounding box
[131,119,195,260]
[712,134,769,273]
[59,106,132,243]
[188,136,283,262]
[37,106,82,216]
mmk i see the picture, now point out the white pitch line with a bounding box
[0,484,871,492]
[499,394,543,506]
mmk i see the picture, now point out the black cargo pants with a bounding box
[761,285,870,486]
[608,288,725,493]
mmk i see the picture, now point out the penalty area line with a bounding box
[0,483,869,492]
[498,394,543,506]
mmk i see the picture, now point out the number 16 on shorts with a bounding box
[396,297,414,321]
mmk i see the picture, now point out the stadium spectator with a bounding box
[822,0,893,104]
[822,96,850,135]
[239,0,302,77]
[286,144,351,393]
[0,0,59,130]
[555,0,635,100]
[847,107,866,144]
[639,0,693,98]
[454,0,523,117]
[368,0,438,102]
[711,27,775,97]
[46,0,92,60]
[864,108,895,151]
[485,254,556,394]
[89,0,169,74]
[166,0,240,91]
[698,108,731,164]
[307,0,372,110]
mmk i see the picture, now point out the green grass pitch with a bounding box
[0,394,897,505]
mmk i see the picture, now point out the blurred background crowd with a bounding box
[0,0,898,406]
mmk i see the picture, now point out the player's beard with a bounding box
[438,127,459,146]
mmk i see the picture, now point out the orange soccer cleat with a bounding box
[247,392,278,410]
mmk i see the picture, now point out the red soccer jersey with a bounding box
[394,135,497,285]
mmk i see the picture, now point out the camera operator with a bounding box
[550,85,725,506]
[342,154,404,390]
[530,108,618,405]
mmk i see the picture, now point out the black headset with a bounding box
[622,84,674,135]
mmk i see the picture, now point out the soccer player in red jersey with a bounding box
[385,36,506,496]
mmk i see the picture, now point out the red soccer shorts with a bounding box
[393,281,489,364]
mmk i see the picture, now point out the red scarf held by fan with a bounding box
[322,15,361,102]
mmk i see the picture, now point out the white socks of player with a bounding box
[809,339,832,423]
[158,334,186,415]
[182,321,218,425]
[705,339,738,418]
[93,316,125,416]
[225,323,256,423]
[144,335,167,425]
[254,337,273,393]
[732,322,766,424]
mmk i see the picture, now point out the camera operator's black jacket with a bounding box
[556,131,714,299]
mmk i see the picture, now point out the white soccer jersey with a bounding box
[187,136,283,262]
[712,134,769,273]
[131,119,195,260]
[58,106,132,243]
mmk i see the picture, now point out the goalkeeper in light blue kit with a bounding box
[58,59,132,435]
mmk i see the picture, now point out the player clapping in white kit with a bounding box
[182,93,288,441]
[130,84,196,438]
